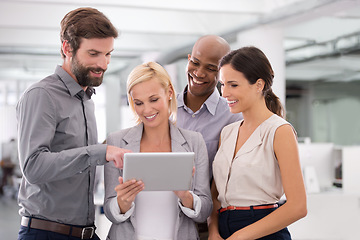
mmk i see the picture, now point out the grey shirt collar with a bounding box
[55,65,95,99]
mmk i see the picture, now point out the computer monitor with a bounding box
[298,142,335,191]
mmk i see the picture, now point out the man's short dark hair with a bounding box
[60,7,118,58]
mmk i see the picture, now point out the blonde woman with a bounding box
[208,47,307,240]
[103,62,212,240]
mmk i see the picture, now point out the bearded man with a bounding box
[16,7,130,240]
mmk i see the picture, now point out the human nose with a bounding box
[97,56,109,70]
[143,102,152,113]
[193,66,206,78]
[222,84,228,98]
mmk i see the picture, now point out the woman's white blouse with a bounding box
[213,114,293,207]
[135,191,177,240]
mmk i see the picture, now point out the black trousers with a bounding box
[218,207,291,239]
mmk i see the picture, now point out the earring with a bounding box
[170,97,172,100]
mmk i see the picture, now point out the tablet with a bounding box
[123,152,194,191]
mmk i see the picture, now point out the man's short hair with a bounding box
[60,7,118,58]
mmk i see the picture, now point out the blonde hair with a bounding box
[127,62,177,124]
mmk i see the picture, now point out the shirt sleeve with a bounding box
[16,87,107,185]
[178,191,202,218]
[188,132,213,223]
[103,135,136,224]
[108,197,135,223]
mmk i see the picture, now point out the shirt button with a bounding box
[192,114,195,118]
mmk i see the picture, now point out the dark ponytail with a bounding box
[264,89,284,118]
[220,46,284,118]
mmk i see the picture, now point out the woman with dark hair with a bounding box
[208,46,307,240]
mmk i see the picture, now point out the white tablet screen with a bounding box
[123,152,194,191]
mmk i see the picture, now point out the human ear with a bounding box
[62,40,73,58]
[168,86,174,100]
[256,79,265,92]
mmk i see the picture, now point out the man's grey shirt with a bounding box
[16,65,107,225]
[177,87,242,177]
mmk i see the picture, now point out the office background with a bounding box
[1,0,360,239]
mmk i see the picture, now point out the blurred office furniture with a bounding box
[0,139,20,197]
[288,142,360,239]
[299,142,335,192]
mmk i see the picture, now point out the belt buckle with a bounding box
[81,226,95,239]
[229,206,236,211]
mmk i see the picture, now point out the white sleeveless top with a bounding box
[135,191,178,240]
[213,114,293,207]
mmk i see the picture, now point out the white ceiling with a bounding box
[1,0,360,83]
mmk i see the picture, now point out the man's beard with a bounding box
[71,55,105,87]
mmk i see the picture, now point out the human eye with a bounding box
[190,59,199,66]
[207,65,218,72]
[89,51,99,57]
[134,101,143,106]
[225,81,238,88]
[150,98,159,103]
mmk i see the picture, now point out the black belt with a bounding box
[21,217,95,239]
